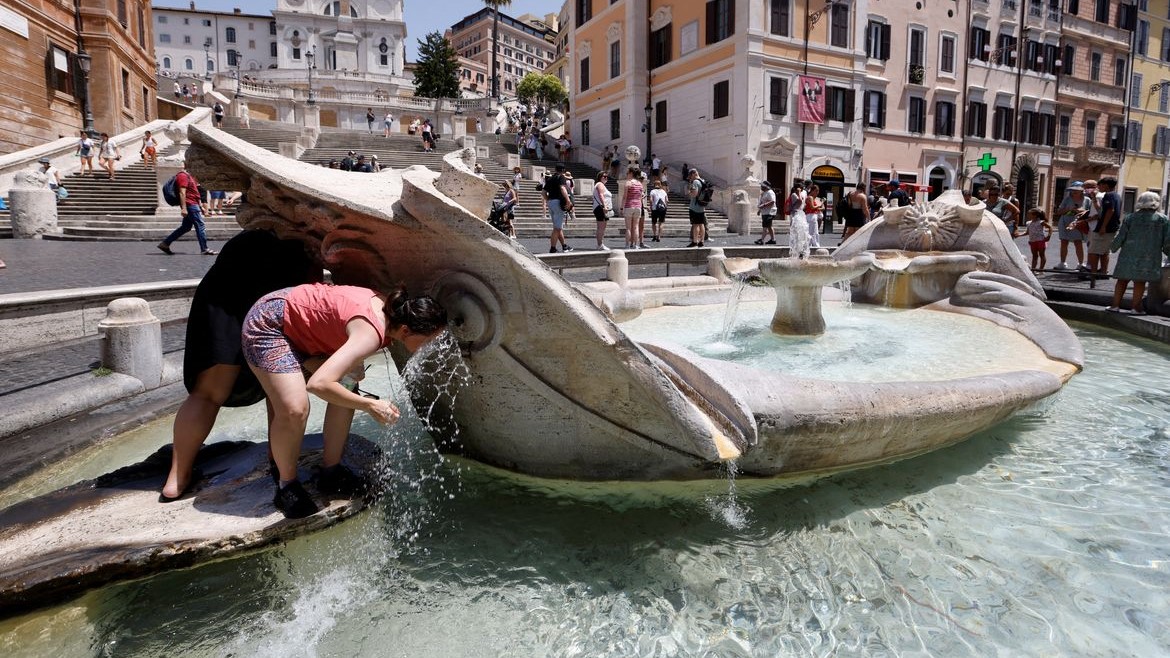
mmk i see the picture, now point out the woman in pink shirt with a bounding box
[242,282,447,518]
[622,167,645,249]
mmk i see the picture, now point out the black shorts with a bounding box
[761,214,775,228]
[844,209,866,228]
[689,209,707,225]
[593,205,609,222]
[651,207,667,223]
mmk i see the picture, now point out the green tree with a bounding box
[413,31,461,99]
[516,73,568,113]
[484,0,512,99]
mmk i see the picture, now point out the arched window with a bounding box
[162,56,172,68]
[184,57,194,70]
[225,27,237,43]
[207,59,215,72]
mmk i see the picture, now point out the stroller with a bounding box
[487,198,515,235]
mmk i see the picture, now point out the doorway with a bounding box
[1016,166,1036,213]
[928,167,946,201]
[766,161,788,192]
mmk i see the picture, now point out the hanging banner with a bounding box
[797,75,825,125]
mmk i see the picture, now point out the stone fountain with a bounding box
[757,254,875,335]
[177,128,1080,481]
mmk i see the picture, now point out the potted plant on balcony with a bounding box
[909,64,926,85]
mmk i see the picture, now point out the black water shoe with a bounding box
[315,464,369,498]
[274,480,319,518]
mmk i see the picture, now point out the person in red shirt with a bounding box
[157,159,217,255]
[241,283,448,518]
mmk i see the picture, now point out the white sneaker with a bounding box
[598,244,610,251]
[1053,262,1069,270]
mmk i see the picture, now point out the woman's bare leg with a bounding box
[161,364,239,499]
[321,403,356,468]
[250,366,311,482]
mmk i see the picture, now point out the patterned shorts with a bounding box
[242,290,305,374]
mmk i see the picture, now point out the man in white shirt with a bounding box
[651,154,662,177]
[754,181,777,245]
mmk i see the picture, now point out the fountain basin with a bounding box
[854,249,989,308]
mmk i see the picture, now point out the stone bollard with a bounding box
[727,189,752,235]
[707,247,729,282]
[606,250,629,287]
[9,187,58,239]
[98,298,163,389]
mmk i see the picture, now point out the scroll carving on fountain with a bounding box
[181,128,1082,483]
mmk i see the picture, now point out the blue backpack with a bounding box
[162,175,181,206]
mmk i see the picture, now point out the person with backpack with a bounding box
[543,163,574,253]
[365,108,376,133]
[213,102,225,127]
[157,159,218,256]
[686,168,707,247]
[648,179,668,243]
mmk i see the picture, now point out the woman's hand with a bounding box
[365,398,400,425]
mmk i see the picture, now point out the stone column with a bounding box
[156,160,183,217]
[606,250,629,287]
[8,187,58,239]
[727,189,752,235]
[99,298,163,389]
[706,248,729,282]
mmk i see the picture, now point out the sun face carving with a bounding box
[896,201,963,252]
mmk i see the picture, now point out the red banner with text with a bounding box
[797,75,825,125]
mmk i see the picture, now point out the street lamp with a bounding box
[305,48,316,105]
[204,44,210,80]
[234,59,241,99]
[75,49,96,137]
[643,102,653,168]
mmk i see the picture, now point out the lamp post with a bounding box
[306,48,316,105]
[204,44,210,80]
[75,49,95,137]
[643,102,653,168]
[234,59,241,99]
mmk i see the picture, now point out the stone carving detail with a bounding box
[578,40,591,59]
[650,6,673,31]
[624,144,641,164]
[607,22,622,43]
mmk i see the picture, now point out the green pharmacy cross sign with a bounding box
[977,153,997,172]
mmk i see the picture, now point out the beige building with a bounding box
[448,8,557,98]
[1120,1,1170,210]
[0,0,157,154]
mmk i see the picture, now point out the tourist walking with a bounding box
[1025,208,1052,271]
[421,120,434,152]
[159,230,320,502]
[498,180,518,237]
[1054,181,1088,270]
[208,190,227,215]
[97,133,121,180]
[242,283,447,518]
[543,163,573,253]
[887,179,910,207]
[754,181,777,245]
[1108,191,1170,314]
[686,168,706,247]
[140,130,158,166]
[512,166,523,190]
[74,130,95,175]
[592,171,613,250]
[622,167,645,249]
[158,159,217,256]
[173,81,181,99]
[366,108,376,133]
[383,110,394,137]
[648,179,668,243]
[804,183,824,248]
[212,101,225,127]
[1088,177,1121,277]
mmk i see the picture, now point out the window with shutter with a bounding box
[770,0,790,37]
[1132,74,1143,107]
[769,77,788,116]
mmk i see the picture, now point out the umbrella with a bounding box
[207,90,232,105]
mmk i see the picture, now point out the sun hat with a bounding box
[1067,181,1083,191]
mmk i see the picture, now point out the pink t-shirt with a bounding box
[623,180,644,209]
[279,283,387,356]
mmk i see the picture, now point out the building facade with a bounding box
[153,4,277,77]
[0,0,156,154]
[1120,0,1170,209]
[272,0,408,80]
[448,8,558,98]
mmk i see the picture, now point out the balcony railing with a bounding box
[1076,145,1122,166]
[228,78,493,113]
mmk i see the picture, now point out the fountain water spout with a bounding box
[757,253,876,335]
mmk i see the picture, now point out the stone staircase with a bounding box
[220,119,305,153]
[0,160,240,241]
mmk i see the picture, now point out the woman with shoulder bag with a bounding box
[593,171,614,250]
